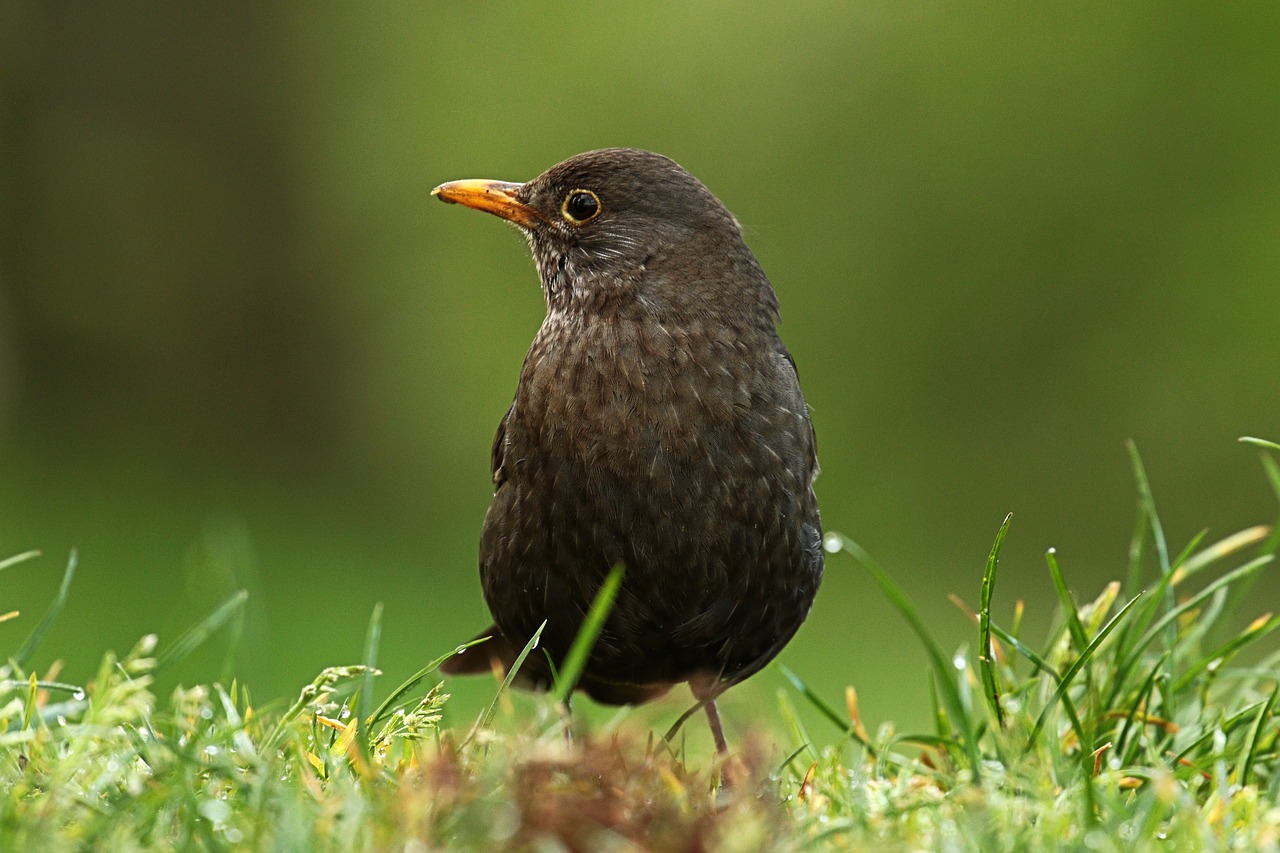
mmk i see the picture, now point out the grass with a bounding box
[1,438,1278,851]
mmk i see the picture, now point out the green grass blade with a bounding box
[1080,743,1099,828]
[1174,701,1272,774]
[1168,725,1219,775]
[775,689,817,766]
[1237,683,1278,787]
[1172,527,1208,573]
[1179,525,1272,579]
[1239,436,1280,452]
[1127,440,1171,578]
[218,590,247,686]
[1046,549,1088,652]
[1026,591,1144,751]
[777,664,874,753]
[357,602,383,756]
[1128,441,1176,656]
[1127,555,1272,670]
[776,664,846,732]
[979,513,1012,730]
[894,732,961,751]
[834,533,983,780]
[0,550,42,575]
[14,550,78,667]
[1169,529,1210,578]
[1106,552,1274,710]
[21,673,37,730]
[1257,451,1280,506]
[1171,701,1269,771]
[155,590,249,672]
[927,671,946,739]
[1181,586,1228,651]
[1115,504,1152,672]
[990,626,1088,768]
[466,620,546,745]
[1116,523,1210,674]
[990,624,1061,681]
[1115,652,1171,765]
[552,563,623,704]
[776,741,812,777]
[1110,576,1171,695]
[368,636,490,730]
[0,678,84,695]
[1215,528,1279,639]
[1123,504,1149,602]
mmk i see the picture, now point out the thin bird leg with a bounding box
[704,698,728,758]
[663,679,729,756]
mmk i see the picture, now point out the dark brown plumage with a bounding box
[432,148,822,753]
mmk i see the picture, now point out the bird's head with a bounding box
[433,148,777,321]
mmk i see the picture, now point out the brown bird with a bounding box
[432,148,822,755]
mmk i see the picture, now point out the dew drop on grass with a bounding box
[952,654,966,671]
[200,708,214,720]
[71,689,86,701]
[822,533,841,553]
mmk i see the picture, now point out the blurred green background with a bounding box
[2,3,1278,741]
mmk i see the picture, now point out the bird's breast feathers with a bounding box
[508,312,811,493]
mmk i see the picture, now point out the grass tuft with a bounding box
[0,438,1278,850]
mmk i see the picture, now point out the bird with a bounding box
[431,148,822,756]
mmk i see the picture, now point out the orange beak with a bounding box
[431,179,541,227]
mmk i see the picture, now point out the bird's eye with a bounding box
[561,190,601,224]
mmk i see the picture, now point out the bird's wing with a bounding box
[780,345,820,482]
[491,402,514,489]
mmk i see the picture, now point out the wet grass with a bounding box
[1,438,1278,851]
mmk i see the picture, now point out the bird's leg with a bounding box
[665,678,730,757]
[703,698,728,758]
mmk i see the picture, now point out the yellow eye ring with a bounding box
[561,190,601,224]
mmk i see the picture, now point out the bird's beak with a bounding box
[431,179,541,227]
